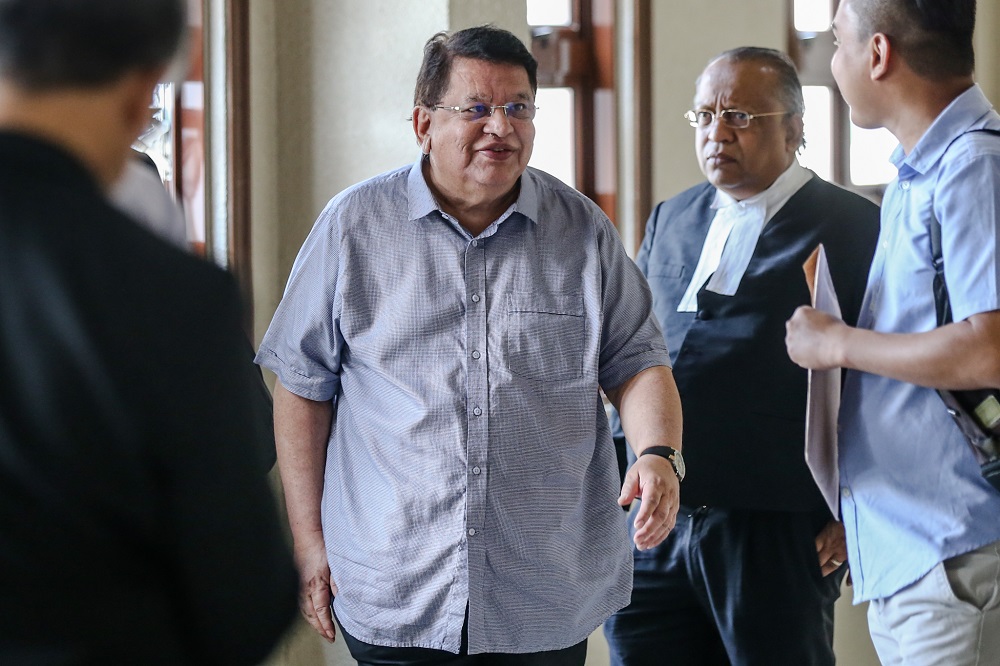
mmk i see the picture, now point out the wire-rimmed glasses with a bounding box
[684,108,789,129]
[433,102,538,122]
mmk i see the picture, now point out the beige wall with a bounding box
[650,0,787,204]
[975,1,1000,104]
[249,0,280,352]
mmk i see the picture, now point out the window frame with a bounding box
[163,0,253,331]
[529,0,619,222]
[788,0,887,202]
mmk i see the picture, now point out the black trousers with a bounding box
[603,505,844,666]
[338,610,587,666]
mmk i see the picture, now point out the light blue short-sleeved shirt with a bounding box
[839,85,1000,603]
[256,159,669,653]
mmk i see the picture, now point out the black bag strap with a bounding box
[929,207,951,326]
[926,128,1000,485]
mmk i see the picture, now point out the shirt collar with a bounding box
[511,167,540,224]
[407,155,439,221]
[893,84,996,175]
[711,160,810,212]
[406,156,539,225]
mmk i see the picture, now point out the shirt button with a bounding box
[473,407,482,416]
[471,240,479,247]
[900,180,911,190]
[696,309,712,320]
[471,350,481,359]
[472,294,481,303]
[468,528,477,536]
[841,487,852,498]
[472,466,482,475]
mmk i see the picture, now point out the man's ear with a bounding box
[870,32,891,81]
[786,113,805,154]
[413,106,432,154]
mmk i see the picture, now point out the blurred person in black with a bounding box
[0,0,297,663]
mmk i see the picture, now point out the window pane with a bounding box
[529,87,575,187]
[850,125,898,186]
[794,0,832,33]
[798,86,833,182]
[527,0,573,27]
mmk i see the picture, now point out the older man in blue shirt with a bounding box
[257,25,683,666]
[786,1,1000,664]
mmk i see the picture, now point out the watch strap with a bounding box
[640,445,683,480]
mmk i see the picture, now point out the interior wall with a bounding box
[974,1,1000,104]
[450,0,530,46]
[249,0,280,349]
[650,0,787,204]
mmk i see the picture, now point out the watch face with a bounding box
[670,451,686,480]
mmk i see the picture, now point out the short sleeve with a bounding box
[935,136,1000,322]
[256,201,345,401]
[596,214,670,390]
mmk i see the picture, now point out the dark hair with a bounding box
[702,47,806,149]
[413,25,538,107]
[0,0,186,90]
[850,0,976,79]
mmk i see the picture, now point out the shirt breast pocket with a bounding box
[506,292,585,381]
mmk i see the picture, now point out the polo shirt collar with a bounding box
[893,84,995,175]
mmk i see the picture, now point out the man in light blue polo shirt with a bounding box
[785,0,1000,663]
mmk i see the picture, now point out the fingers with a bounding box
[817,546,846,576]
[814,520,847,576]
[785,307,821,367]
[300,573,336,642]
[631,486,657,533]
[630,458,679,551]
[819,557,846,577]
[632,492,676,550]
[618,468,640,507]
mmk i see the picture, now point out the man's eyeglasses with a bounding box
[433,102,538,122]
[684,109,789,129]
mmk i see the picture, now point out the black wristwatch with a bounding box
[640,445,685,481]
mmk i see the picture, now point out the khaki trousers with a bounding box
[867,539,1000,665]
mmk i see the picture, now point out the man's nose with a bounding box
[483,107,514,136]
[705,115,734,142]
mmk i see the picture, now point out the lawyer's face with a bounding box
[693,58,801,201]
